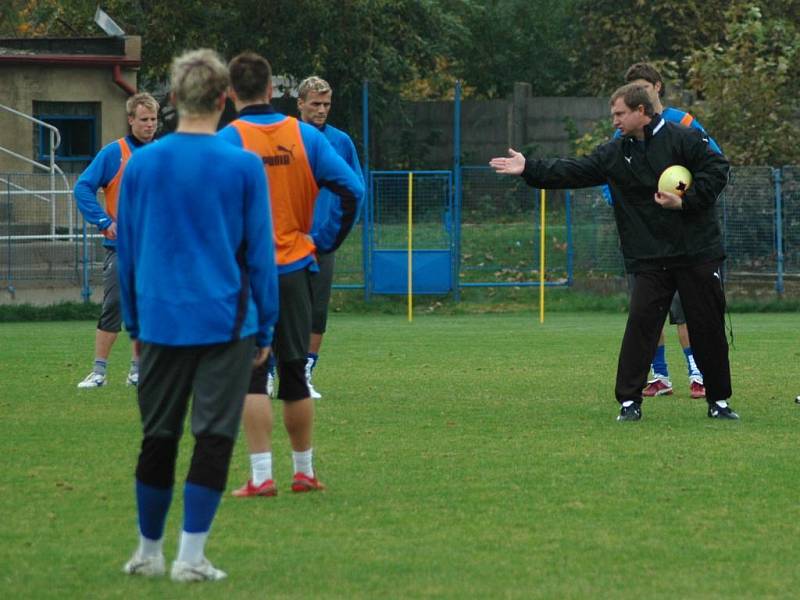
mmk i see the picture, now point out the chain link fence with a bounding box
[781,166,800,280]
[460,166,572,286]
[457,165,797,293]
[1,172,101,291]
[2,166,798,300]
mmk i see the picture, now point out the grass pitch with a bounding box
[1,312,799,599]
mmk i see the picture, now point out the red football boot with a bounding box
[642,377,673,397]
[291,472,325,493]
[231,479,277,497]
[690,380,706,399]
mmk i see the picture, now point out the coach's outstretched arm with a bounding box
[490,146,608,190]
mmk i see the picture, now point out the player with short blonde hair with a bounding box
[74,91,158,388]
[118,48,278,582]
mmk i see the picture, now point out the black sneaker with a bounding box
[707,402,739,420]
[617,403,642,422]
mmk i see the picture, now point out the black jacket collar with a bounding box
[643,114,664,141]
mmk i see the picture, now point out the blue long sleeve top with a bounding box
[311,123,364,252]
[116,132,279,348]
[74,134,147,248]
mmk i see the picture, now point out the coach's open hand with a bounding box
[489,148,525,175]
[654,191,683,210]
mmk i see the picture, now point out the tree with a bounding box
[568,0,729,94]
[441,0,583,98]
[4,0,462,158]
[686,4,800,165]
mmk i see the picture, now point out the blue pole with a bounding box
[81,219,91,302]
[566,190,574,286]
[361,79,371,301]
[453,80,462,301]
[774,167,784,294]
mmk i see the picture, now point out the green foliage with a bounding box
[6,0,800,166]
[686,4,800,164]
[2,0,462,146]
[3,315,800,597]
[0,301,100,322]
[567,0,800,165]
[569,118,615,158]
[443,0,583,98]
[569,0,728,95]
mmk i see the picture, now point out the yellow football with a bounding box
[658,165,692,196]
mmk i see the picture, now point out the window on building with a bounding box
[33,101,101,174]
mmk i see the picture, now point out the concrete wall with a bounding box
[374,84,608,168]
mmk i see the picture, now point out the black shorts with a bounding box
[137,336,255,440]
[249,360,269,395]
[273,268,313,364]
[97,248,122,333]
[668,292,686,325]
[310,252,335,335]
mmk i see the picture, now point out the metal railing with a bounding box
[0,103,74,239]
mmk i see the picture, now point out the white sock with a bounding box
[292,449,314,477]
[250,452,272,486]
[687,354,701,378]
[177,530,208,565]
[715,400,729,408]
[138,534,163,558]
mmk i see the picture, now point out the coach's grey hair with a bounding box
[298,75,332,100]
[125,92,159,117]
[170,49,229,117]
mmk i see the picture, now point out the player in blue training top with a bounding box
[117,49,278,583]
[73,92,158,388]
[605,62,724,401]
[296,75,364,399]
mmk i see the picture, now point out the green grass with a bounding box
[1,313,800,598]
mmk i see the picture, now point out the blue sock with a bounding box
[266,352,276,376]
[307,352,319,370]
[93,358,108,375]
[652,345,669,378]
[135,479,173,540]
[183,482,222,534]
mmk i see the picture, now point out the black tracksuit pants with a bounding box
[616,260,732,405]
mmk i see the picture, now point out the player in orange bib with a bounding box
[74,92,159,389]
[219,52,364,496]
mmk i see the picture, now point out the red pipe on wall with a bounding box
[112,63,136,95]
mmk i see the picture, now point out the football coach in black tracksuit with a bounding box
[490,82,738,422]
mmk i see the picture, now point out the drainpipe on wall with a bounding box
[112,63,136,95]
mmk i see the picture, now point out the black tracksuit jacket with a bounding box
[521,115,730,273]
